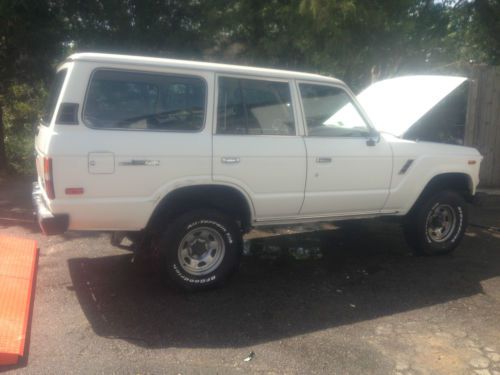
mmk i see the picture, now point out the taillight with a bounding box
[43,157,55,200]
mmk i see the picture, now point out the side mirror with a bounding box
[366,130,380,146]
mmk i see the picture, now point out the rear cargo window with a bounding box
[41,69,67,126]
[83,69,206,131]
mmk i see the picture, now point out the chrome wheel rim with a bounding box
[426,204,457,243]
[178,227,225,276]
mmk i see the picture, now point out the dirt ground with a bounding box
[1,176,500,375]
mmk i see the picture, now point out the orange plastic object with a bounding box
[0,236,38,366]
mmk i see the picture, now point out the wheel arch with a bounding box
[408,172,473,215]
[147,184,255,233]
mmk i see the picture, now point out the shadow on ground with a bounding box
[67,220,500,349]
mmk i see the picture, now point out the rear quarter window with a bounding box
[83,69,206,132]
[41,69,67,126]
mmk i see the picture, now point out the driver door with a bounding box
[298,82,393,216]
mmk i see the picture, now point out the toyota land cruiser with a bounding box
[33,53,482,290]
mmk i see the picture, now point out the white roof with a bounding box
[67,53,342,83]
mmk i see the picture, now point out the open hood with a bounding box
[356,75,467,137]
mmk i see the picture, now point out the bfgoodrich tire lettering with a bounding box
[404,190,468,256]
[159,210,242,290]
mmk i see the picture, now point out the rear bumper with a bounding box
[32,182,69,235]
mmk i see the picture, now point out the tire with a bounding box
[158,209,242,290]
[403,190,468,256]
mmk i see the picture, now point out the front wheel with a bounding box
[158,209,242,290]
[404,190,468,255]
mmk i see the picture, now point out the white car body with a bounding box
[34,53,482,235]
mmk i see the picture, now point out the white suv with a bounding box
[33,53,482,290]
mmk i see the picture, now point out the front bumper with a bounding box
[32,182,69,235]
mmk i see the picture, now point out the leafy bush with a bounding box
[3,83,46,175]
[5,131,36,175]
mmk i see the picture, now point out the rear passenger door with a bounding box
[212,75,306,220]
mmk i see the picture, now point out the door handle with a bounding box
[316,157,332,163]
[221,157,240,164]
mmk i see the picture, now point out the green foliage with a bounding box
[5,130,36,175]
[61,0,209,58]
[0,0,499,174]
[0,0,65,173]
[0,0,66,83]
[444,0,500,65]
[3,83,46,175]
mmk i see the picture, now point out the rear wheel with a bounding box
[404,190,468,255]
[158,209,242,290]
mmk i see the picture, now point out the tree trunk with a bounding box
[0,104,7,173]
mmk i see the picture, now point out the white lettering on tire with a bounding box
[173,264,216,284]
[450,206,463,243]
[424,202,464,245]
[186,219,233,244]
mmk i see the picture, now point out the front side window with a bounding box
[217,77,295,135]
[41,69,67,126]
[84,70,206,131]
[300,83,370,137]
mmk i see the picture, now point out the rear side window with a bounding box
[83,70,206,131]
[217,77,295,135]
[41,69,67,126]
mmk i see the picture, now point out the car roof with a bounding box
[66,52,343,84]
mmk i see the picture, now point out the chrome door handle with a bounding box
[316,157,332,163]
[221,157,240,164]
